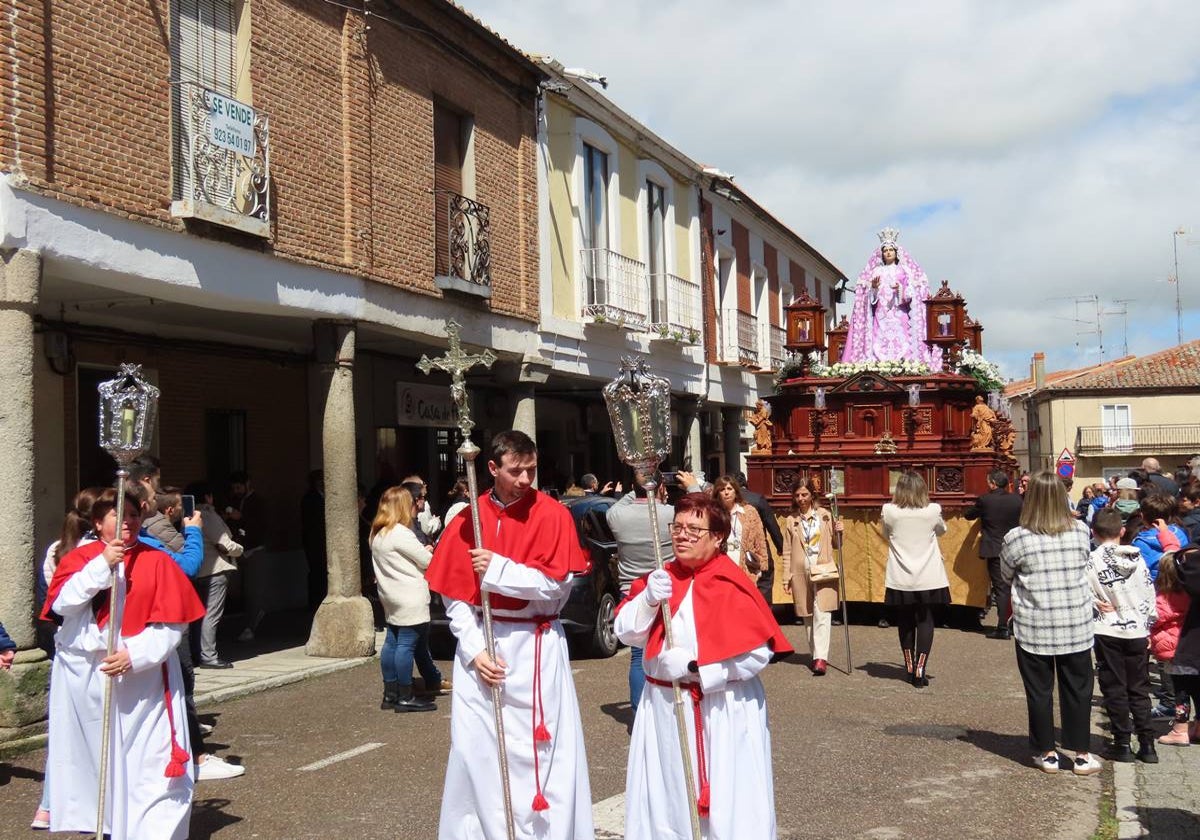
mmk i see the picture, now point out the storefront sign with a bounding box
[396,382,457,428]
[207,91,257,156]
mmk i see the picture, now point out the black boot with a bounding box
[381,680,401,711]
[912,653,929,688]
[1135,739,1159,764]
[394,685,437,713]
[1104,736,1134,763]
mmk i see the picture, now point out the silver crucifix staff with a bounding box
[603,357,703,840]
[417,319,516,840]
[95,364,160,840]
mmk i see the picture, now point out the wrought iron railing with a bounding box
[444,193,491,286]
[1076,424,1200,455]
[172,81,270,233]
[758,322,786,371]
[648,272,702,343]
[581,248,649,329]
[719,308,759,367]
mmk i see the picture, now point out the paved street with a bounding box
[0,621,1131,839]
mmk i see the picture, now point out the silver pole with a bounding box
[1174,229,1184,346]
[826,488,852,675]
[641,476,703,840]
[461,441,516,840]
[94,469,127,840]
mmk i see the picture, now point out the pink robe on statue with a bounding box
[842,245,936,367]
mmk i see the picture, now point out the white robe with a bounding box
[439,555,593,840]
[47,553,194,840]
[615,584,776,840]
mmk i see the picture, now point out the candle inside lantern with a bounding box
[120,405,136,445]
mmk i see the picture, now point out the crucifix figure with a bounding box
[417,318,497,444]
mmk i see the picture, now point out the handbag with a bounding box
[809,562,840,583]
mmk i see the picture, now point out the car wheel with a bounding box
[589,591,620,658]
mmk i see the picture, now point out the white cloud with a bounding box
[463,0,1200,378]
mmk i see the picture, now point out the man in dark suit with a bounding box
[964,469,1024,640]
[737,472,784,604]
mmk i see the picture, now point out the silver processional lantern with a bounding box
[602,356,671,477]
[98,363,160,467]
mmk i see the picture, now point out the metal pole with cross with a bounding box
[416,320,515,840]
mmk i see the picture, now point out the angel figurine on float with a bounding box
[843,227,938,368]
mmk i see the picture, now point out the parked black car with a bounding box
[428,501,623,659]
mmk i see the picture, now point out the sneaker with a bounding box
[196,755,246,781]
[1151,702,1176,719]
[30,809,50,830]
[1033,753,1059,774]
[198,722,215,736]
[1072,753,1103,776]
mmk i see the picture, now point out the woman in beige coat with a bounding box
[713,474,768,582]
[782,479,842,675]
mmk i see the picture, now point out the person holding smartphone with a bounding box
[186,482,243,669]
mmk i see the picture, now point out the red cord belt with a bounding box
[489,613,558,812]
[644,675,711,815]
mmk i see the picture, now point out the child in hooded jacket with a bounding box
[1132,494,1188,581]
[1153,549,1196,746]
[1087,509,1159,762]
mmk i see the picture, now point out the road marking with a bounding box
[297,742,385,772]
[593,792,625,838]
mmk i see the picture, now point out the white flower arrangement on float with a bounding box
[773,349,1007,393]
[955,348,1005,392]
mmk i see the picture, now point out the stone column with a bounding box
[722,405,745,477]
[512,353,552,466]
[306,321,375,658]
[0,249,50,746]
[679,397,704,473]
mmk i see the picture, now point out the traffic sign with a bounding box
[1057,462,1075,480]
[1057,448,1075,464]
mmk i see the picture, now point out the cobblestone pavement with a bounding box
[1114,738,1200,838]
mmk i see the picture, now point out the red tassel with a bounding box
[531,792,550,812]
[164,743,190,778]
[534,723,551,743]
[697,783,711,817]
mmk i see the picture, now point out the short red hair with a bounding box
[673,492,730,541]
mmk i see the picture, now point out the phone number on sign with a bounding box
[211,127,255,155]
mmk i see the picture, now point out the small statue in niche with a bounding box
[874,430,898,454]
[970,394,997,451]
[747,399,773,454]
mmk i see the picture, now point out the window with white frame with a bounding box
[646,179,668,323]
[582,144,610,305]
[1100,404,1133,452]
[171,0,269,233]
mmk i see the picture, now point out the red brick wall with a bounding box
[68,340,309,551]
[0,0,540,320]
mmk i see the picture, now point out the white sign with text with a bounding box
[207,91,257,156]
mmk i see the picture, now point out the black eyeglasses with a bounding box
[668,523,712,538]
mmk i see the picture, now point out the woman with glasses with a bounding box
[1000,471,1100,775]
[712,474,768,583]
[882,471,949,688]
[615,493,793,840]
[782,478,843,676]
[370,485,448,712]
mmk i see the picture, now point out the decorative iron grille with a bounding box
[719,308,759,367]
[446,193,492,286]
[1076,424,1200,455]
[648,272,702,343]
[581,248,649,329]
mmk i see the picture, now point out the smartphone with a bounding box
[181,495,196,518]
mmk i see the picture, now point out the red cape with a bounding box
[426,490,591,610]
[43,541,205,635]
[619,554,794,665]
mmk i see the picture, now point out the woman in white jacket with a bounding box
[370,485,448,712]
[882,471,950,688]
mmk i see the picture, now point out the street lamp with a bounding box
[1174,227,1187,346]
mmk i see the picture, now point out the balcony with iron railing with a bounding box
[581,249,650,329]
[718,308,759,367]
[648,272,702,343]
[435,191,492,294]
[171,81,270,237]
[1076,424,1200,455]
[757,322,786,372]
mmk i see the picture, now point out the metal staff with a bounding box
[603,358,703,840]
[95,365,160,840]
[417,320,515,840]
[825,474,853,675]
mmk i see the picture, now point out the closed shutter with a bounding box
[171,0,238,203]
[434,105,464,277]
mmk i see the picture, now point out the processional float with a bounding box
[417,320,517,840]
[94,364,161,840]
[602,357,703,840]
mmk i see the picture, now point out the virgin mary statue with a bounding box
[842,228,937,367]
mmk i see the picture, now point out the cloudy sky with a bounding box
[462,0,1200,380]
